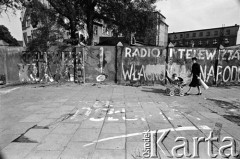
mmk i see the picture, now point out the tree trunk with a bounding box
[70,20,76,39]
[86,15,94,46]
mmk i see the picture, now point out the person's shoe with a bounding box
[197,93,202,95]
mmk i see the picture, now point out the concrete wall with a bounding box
[2,45,238,86]
[0,46,24,84]
[120,46,166,85]
[168,47,240,86]
[84,46,116,83]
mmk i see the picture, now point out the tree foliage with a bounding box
[26,0,63,52]
[0,0,26,14]
[47,0,157,45]
[0,25,19,46]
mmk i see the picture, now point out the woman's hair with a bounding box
[192,57,197,61]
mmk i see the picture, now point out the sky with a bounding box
[156,0,240,32]
[0,0,240,42]
[0,11,22,40]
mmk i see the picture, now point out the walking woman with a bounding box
[185,57,202,95]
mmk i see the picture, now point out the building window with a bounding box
[193,33,196,37]
[199,32,203,37]
[26,16,31,27]
[93,26,98,36]
[213,39,218,45]
[186,34,189,38]
[174,35,177,39]
[214,31,218,36]
[191,40,195,47]
[180,34,183,38]
[27,36,31,43]
[224,38,229,44]
[226,29,230,35]
[205,40,209,45]
[23,32,27,44]
[206,31,210,36]
[179,41,183,46]
[198,41,202,45]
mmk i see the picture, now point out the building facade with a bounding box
[168,25,239,48]
[135,11,168,47]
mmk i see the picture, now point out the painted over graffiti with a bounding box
[168,47,240,85]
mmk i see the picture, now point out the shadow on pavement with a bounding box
[141,87,166,95]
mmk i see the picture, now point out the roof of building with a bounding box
[169,25,240,35]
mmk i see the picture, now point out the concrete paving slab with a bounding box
[35,107,57,114]
[91,150,125,159]
[36,134,71,151]
[1,143,37,159]
[59,142,96,159]
[37,118,58,128]
[126,142,145,159]
[25,150,61,159]
[24,129,50,143]
[80,120,104,129]
[24,106,41,111]
[126,129,144,142]
[101,123,126,134]
[0,133,20,150]
[96,133,125,150]
[51,123,79,134]
[20,114,48,123]
[71,128,101,142]
[1,122,36,135]
[126,120,149,130]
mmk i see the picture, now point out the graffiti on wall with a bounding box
[122,47,166,84]
[84,46,115,82]
[168,48,240,85]
[19,49,85,83]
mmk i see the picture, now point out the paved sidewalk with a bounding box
[0,83,240,159]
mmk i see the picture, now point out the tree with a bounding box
[98,0,157,41]
[0,25,19,46]
[0,0,26,14]
[26,0,64,52]
[47,0,157,45]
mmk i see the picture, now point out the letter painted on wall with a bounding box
[122,47,166,85]
[168,47,240,86]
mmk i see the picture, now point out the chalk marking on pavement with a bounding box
[70,109,80,120]
[0,87,20,94]
[187,114,201,121]
[82,107,92,117]
[107,108,114,114]
[83,125,211,147]
[89,117,104,121]
[108,117,119,121]
[114,110,120,114]
[122,117,138,121]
